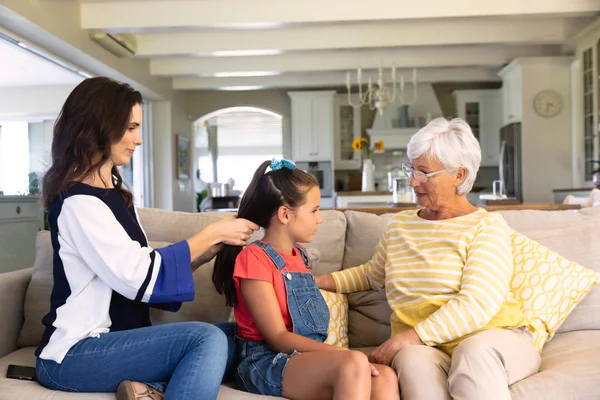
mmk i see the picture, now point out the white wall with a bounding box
[371,83,444,130]
[0,85,73,120]
[151,101,173,211]
[151,100,194,212]
[171,102,194,212]
[186,89,292,159]
[517,58,574,203]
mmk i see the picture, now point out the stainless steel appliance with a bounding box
[296,161,333,198]
[499,122,523,202]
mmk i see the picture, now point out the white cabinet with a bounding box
[288,91,335,162]
[453,90,503,167]
[333,94,362,170]
[0,196,43,273]
[498,65,523,125]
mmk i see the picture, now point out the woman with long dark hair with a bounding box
[36,77,258,400]
[212,159,399,400]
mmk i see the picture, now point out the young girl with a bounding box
[213,159,399,400]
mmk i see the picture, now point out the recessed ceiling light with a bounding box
[213,71,280,78]
[217,86,265,91]
[211,49,283,57]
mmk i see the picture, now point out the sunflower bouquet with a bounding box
[352,137,384,160]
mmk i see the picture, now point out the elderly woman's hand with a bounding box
[368,329,425,365]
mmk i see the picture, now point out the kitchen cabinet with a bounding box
[498,65,523,125]
[453,89,503,167]
[0,196,43,273]
[288,91,335,162]
[333,94,361,170]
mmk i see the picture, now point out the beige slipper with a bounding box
[116,381,165,400]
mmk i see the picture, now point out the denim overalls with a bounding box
[235,241,330,396]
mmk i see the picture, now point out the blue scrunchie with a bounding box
[270,158,296,171]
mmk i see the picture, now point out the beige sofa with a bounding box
[2,207,600,399]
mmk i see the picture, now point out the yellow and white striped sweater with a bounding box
[331,208,530,354]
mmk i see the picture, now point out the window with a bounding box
[0,121,30,195]
[196,107,283,192]
[582,47,595,181]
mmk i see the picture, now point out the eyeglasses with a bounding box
[400,163,447,184]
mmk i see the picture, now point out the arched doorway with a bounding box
[193,107,283,208]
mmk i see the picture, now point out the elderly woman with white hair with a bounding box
[316,118,540,400]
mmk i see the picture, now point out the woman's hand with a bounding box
[315,274,336,292]
[368,329,424,365]
[210,216,259,246]
[191,244,223,270]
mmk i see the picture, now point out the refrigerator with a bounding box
[499,122,523,202]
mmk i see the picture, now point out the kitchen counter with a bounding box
[330,203,581,215]
[335,191,395,208]
[335,191,392,196]
[552,187,595,192]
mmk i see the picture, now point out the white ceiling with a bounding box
[69,0,600,90]
[0,38,84,87]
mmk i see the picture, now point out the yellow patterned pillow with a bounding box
[510,231,600,351]
[227,290,349,348]
[320,290,349,348]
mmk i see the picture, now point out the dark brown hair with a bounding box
[212,160,318,306]
[42,77,143,209]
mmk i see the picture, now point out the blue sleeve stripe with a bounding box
[150,240,194,303]
[136,252,156,302]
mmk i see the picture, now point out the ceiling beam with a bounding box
[151,45,560,76]
[172,67,502,90]
[81,0,600,31]
[136,17,570,57]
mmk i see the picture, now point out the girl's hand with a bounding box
[370,363,380,376]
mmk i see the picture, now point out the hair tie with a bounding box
[270,158,296,171]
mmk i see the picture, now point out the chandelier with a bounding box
[345,65,418,115]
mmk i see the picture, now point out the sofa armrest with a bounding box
[0,268,32,358]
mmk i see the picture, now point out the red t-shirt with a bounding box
[233,242,311,341]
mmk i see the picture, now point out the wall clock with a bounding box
[533,90,562,118]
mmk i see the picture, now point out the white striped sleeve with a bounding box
[414,215,513,346]
[331,229,388,293]
[58,196,194,305]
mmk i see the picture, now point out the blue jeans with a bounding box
[36,322,227,400]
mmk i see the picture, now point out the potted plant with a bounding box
[352,137,384,192]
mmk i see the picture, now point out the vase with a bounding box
[361,159,375,192]
[593,171,600,189]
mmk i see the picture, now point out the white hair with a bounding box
[406,117,481,195]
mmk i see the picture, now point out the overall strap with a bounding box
[294,243,312,270]
[251,241,287,271]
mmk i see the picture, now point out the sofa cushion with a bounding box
[341,211,394,348]
[509,330,600,400]
[497,208,600,232]
[19,209,347,347]
[18,231,53,348]
[515,221,600,334]
[509,230,600,351]
[320,290,349,348]
[18,233,177,347]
